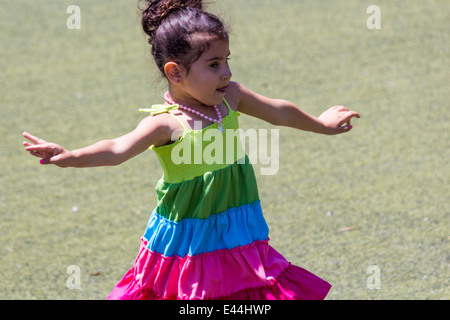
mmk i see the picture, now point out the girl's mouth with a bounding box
[216,85,229,93]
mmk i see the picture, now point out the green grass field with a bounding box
[1,0,448,299]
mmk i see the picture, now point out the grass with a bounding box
[1,0,448,299]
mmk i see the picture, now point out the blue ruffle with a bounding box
[142,200,269,257]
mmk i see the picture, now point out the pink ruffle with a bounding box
[218,264,331,300]
[107,239,331,300]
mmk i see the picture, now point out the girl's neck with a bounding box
[165,88,204,109]
[165,91,223,128]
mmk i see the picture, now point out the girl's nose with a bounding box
[222,64,232,80]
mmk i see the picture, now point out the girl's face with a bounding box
[177,38,232,107]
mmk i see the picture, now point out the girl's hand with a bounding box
[22,132,73,167]
[318,106,360,135]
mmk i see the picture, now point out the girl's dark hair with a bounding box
[138,0,229,77]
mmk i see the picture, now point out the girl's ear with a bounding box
[164,62,183,84]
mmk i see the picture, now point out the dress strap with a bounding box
[223,98,233,113]
[139,104,188,131]
[139,104,179,116]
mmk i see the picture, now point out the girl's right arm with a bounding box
[233,82,360,135]
[23,116,172,168]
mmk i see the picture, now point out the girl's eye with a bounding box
[209,58,230,68]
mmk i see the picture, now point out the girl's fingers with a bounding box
[28,147,52,155]
[342,111,360,129]
[334,105,348,111]
[22,132,67,165]
[25,144,58,158]
[341,111,360,124]
[22,132,47,145]
[25,144,50,152]
[320,106,360,135]
[349,111,361,119]
[29,151,46,158]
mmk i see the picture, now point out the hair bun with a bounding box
[139,0,204,44]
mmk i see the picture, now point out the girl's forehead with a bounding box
[200,39,230,59]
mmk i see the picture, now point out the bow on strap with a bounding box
[139,104,179,116]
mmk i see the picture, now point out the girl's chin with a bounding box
[207,92,223,104]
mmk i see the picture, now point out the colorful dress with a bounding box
[107,99,331,300]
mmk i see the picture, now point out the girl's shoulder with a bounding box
[224,81,245,111]
[137,111,182,148]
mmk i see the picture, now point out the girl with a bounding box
[23,0,359,300]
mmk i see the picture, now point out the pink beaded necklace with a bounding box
[164,91,224,132]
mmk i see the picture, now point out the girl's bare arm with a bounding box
[23,116,172,168]
[234,82,360,135]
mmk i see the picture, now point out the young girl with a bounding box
[23,0,359,300]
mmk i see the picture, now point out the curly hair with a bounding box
[138,0,229,77]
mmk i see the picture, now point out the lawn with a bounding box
[1,0,448,299]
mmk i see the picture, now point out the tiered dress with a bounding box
[107,99,331,300]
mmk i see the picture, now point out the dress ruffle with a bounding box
[107,238,331,300]
[154,159,259,221]
[143,201,268,257]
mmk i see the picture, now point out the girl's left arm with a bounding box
[233,82,360,135]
